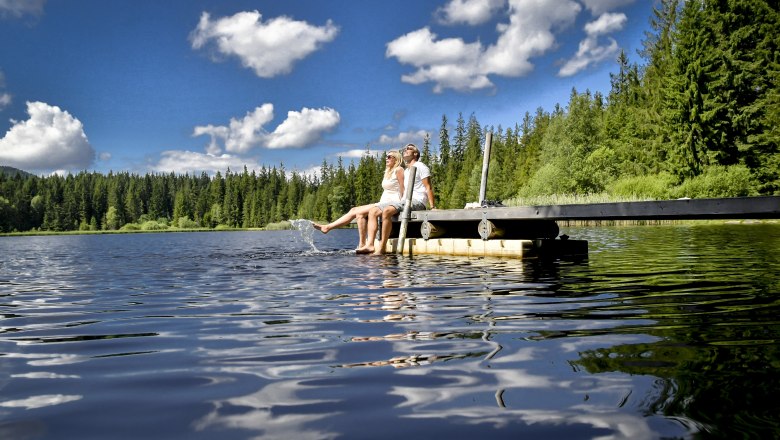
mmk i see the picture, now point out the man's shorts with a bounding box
[377,200,426,213]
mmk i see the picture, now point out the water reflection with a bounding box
[0,225,778,438]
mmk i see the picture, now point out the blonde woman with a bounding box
[313,150,405,249]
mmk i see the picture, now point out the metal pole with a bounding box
[478,131,493,205]
[397,166,417,255]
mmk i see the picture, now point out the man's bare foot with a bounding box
[372,249,386,256]
[312,223,331,234]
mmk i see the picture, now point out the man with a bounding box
[361,143,435,255]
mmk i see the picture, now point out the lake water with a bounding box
[1,223,779,439]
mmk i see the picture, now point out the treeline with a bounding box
[1,0,777,233]
[0,161,390,232]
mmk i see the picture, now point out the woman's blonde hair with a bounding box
[384,150,403,179]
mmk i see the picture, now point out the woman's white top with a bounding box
[377,170,402,204]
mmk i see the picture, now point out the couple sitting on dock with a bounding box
[313,143,435,255]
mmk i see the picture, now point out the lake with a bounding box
[1,222,779,439]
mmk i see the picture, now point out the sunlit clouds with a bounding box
[378,130,430,148]
[0,70,10,111]
[150,150,262,175]
[0,101,95,172]
[388,0,635,92]
[148,104,342,174]
[558,12,626,77]
[266,107,341,149]
[190,10,340,78]
[435,0,505,26]
[193,104,340,154]
[387,0,582,92]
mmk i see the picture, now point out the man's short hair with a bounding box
[403,143,420,160]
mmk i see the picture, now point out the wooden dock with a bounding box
[380,196,780,258]
[412,196,780,222]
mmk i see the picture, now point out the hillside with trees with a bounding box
[1,0,777,233]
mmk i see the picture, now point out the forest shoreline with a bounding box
[2,219,776,238]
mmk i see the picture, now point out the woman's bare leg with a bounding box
[313,204,373,234]
[357,206,382,254]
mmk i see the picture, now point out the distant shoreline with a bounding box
[2,220,776,238]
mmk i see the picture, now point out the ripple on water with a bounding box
[0,225,778,438]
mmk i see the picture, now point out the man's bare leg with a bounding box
[355,213,367,249]
[373,206,399,255]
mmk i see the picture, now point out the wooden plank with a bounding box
[411,196,780,222]
[381,238,588,258]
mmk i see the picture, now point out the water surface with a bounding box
[1,223,779,439]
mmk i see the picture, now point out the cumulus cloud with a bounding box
[584,12,628,36]
[266,107,341,149]
[386,27,489,93]
[334,149,374,159]
[0,93,10,111]
[580,0,635,16]
[194,104,274,154]
[436,0,505,26]
[387,0,580,92]
[190,10,339,78]
[0,101,95,172]
[0,70,10,110]
[558,12,625,77]
[151,150,261,175]
[193,104,340,153]
[482,0,581,76]
[378,130,430,148]
[0,0,45,18]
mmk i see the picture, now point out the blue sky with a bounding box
[0,0,654,176]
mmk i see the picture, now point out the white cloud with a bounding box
[194,104,274,154]
[0,92,10,110]
[558,12,625,77]
[151,150,261,175]
[580,0,635,16]
[193,104,340,153]
[266,107,340,149]
[0,70,10,110]
[334,148,375,159]
[482,0,581,76]
[386,27,489,93]
[436,0,506,26]
[0,0,45,18]
[378,130,430,148]
[584,12,627,35]
[190,10,339,78]
[387,0,581,93]
[558,37,619,77]
[0,101,95,172]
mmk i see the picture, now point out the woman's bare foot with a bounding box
[312,223,331,234]
[372,248,386,256]
[356,246,374,255]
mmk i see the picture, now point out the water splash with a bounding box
[290,219,320,253]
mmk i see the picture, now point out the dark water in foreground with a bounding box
[1,223,779,439]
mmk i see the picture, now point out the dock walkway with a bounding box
[382,196,780,258]
[412,196,780,222]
